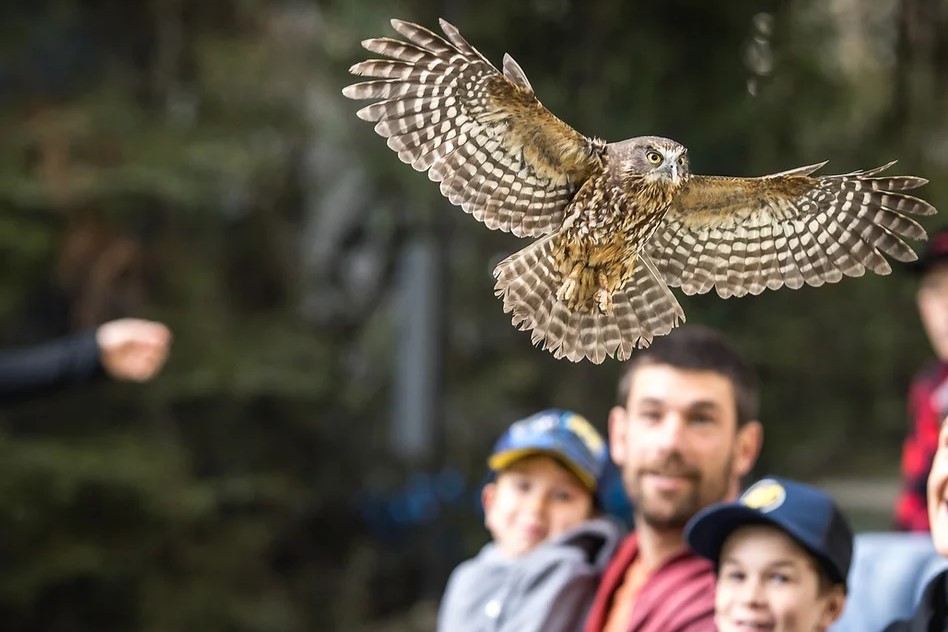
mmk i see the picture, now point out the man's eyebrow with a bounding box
[689,400,721,410]
[636,397,665,407]
[685,401,723,415]
[636,398,722,410]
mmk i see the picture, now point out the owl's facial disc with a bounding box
[644,145,687,185]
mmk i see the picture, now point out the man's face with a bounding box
[917,264,948,362]
[715,525,846,632]
[609,363,761,530]
[927,418,948,555]
[482,455,594,558]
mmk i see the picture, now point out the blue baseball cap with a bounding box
[488,409,609,492]
[685,477,854,589]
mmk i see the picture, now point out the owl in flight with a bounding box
[343,19,938,363]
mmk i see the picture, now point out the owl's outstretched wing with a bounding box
[343,19,605,238]
[646,162,937,298]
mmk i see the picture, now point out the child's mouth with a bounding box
[732,620,774,631]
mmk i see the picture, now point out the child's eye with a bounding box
[768,573,792,584]
[551,489,576,503]
[721,569,745,583]
[718,565,746,582]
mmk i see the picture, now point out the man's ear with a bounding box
[734,420,763,478]
[608,406,629,467]
[481,483,497,527]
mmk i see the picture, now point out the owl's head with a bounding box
[611,136,689,186]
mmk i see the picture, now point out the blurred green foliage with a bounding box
[0,0,946,629]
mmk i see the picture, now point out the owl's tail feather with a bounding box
[493,236,685,364]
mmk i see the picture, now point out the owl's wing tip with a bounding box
[389,18,409,30]
[438,17,457,34]
[502,53,534,95]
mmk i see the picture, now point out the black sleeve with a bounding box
[0,331,105,402]
[882,570,948,632]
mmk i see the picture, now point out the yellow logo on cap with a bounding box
[740,479,786,513]
[565,414,604,454]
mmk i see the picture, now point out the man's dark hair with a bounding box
[616,325,759,427]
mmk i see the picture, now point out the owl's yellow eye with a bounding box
[646,150,663,164]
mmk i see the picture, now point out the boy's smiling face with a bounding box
[482,454,594,558]
[715,525,845,632]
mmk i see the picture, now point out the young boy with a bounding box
[437,409,623,632]
[684,477,853,632]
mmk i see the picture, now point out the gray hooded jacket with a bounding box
[437,517,623,632]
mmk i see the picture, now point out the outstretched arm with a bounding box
[0,318,172,401]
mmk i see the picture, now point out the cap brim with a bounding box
[686,504,775,563]
[488,448,597,491]
[686,504,847,588]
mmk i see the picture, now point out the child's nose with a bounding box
[737,578,766,606]
[523,491,548,515]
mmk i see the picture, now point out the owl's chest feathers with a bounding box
[550,176,674,312]
[559,175,674,267]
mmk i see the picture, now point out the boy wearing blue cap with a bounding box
[685,477,853,632]
[437,409,623,632]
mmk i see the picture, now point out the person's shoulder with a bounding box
[447,542,506,582]
[882,568,948,631]
[526,517,626,571]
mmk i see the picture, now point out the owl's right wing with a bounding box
[343,19,605,238]
[646,162,937,298]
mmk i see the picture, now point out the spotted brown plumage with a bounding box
[343,18,939,363]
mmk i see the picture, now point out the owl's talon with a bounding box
[595,288,614,315]
[557,278,578,303]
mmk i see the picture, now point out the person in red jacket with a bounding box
[896,228,948,531]
[583,325,763,632]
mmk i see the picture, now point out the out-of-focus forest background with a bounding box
[0,0,946,630]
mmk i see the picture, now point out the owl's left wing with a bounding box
[343,19,605,238]
[645,162,938,297]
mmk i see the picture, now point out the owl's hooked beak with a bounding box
[661,159,683,185]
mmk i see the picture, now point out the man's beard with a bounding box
[628,450,734,531]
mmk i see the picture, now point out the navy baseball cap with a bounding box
[685,477,854,589]
[488,409,609,492]
[911,227,948,276]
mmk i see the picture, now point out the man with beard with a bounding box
[583,325,763,632]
